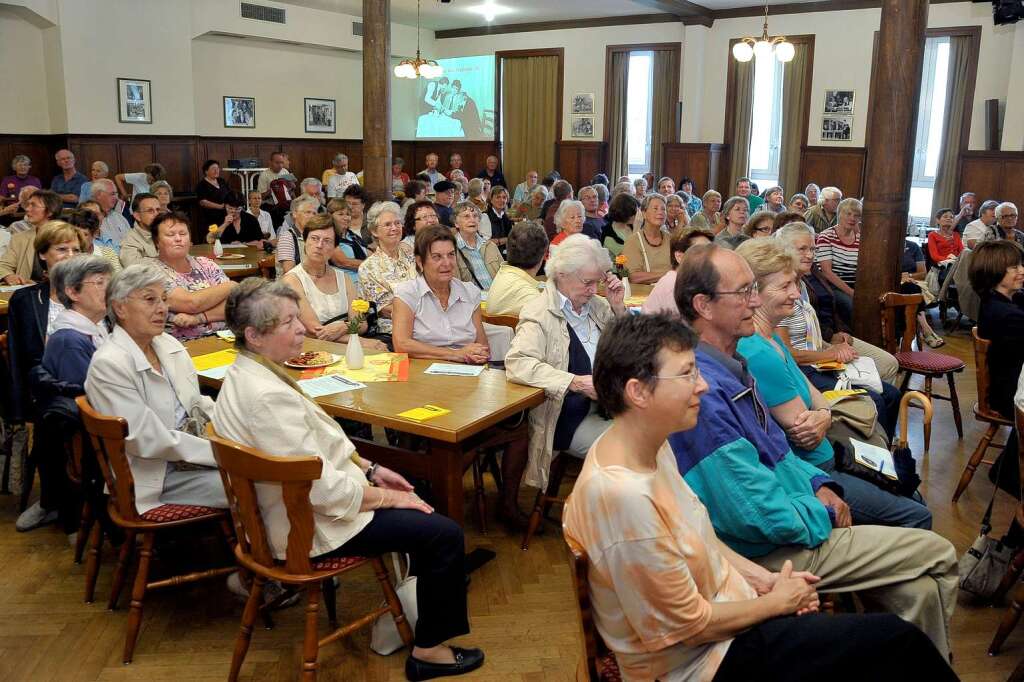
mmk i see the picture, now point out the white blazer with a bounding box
[212,352,372,559]
[84,325,217,514]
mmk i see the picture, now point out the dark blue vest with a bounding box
[553,325,593,450]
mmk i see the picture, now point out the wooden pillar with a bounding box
[853,0,929,345]
[362,0,391,201]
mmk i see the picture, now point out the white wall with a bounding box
[0,7,53,134]
[1001,22,1024,151]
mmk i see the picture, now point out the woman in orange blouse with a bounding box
[563,314,956,682]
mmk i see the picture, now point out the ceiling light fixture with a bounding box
[393,0,442,80]
[467,1,511,23]
[732,3,794,63]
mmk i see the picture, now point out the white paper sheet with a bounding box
[297,373,366,398]
[220,264,252,271]
[424,363,485,377]
[0,284,32,293]
[197,365,232,380]
[850,438,898,480]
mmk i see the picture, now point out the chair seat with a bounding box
[894,350,965,374]
[140,503,225,523]
[974,402,1014,425]
[310,555,368,572]
[597,652,622,682]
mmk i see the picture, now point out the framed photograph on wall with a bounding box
[823,90,855,115]
[572,93,595,115]
[304,98,336,133]
[223,96,255,128]
[821,116,853,142]
[117,78,152,124]
[571,116,595,138]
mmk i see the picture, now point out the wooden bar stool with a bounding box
[565,537,622,681]
[879,292,964,454]
[76,396,237,664]
[952,327,1011,502]
[206,424,413,682]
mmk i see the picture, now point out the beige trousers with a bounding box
[822,337,901,384]
[755,526,958,661]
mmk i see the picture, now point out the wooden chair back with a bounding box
[482,312,519,329]
[973,326,995,415]
[565,536,604,681]
[206,424,323,577]
[75,395,140,523]
[879,292,923,354]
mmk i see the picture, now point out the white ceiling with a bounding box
[273,0,826,31]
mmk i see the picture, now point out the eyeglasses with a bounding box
[80,278,108,288]
[752,226,772,234]
[713,282,759,301]
[655,366,702,384]
[128,292,168,309]
[306,235,334,246]
[573,273,602,289]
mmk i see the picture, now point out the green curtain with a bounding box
[501,55,559,192]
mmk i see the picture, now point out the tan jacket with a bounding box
[0,229,37,281]
[119,224,159,267]
[455,237,503,288]
[486,264,541,316]
[505,283,613,489]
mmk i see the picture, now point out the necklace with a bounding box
[643,227,664,247]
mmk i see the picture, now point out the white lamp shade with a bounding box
[422,63,442,79]
[774,41,795,62]
[732,41,754,62]
[396,62,416,79]
[753,39,773,60]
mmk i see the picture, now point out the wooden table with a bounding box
[187,337,544,526]
[190,244,275,280]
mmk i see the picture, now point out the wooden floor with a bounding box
[2,324,1023,681]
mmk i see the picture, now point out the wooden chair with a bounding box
[952,327,1011,502]
[481,312,519,329]
[206,424,413,681]
[879,292,965,454]
[521,452,581,550]
[987,404,1024,656]
[75,396,237,664]
[565,537,622,682]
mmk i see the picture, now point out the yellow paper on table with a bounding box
[624,295,647,307]
[323,352,409,382]
[397,404,451,422]
[192,349,238,371]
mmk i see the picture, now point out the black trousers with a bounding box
[712,613,956,682]
[318,508,468,649]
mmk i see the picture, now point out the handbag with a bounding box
[370,553,419,655]
[960,453,1015,600]
[925,266,941,297]
[838,356,883,394]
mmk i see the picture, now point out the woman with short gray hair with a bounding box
[520,184,548,220]
[452,200,503,289]
[150,180,174,213]
[0,153,42,214]
[358,201,417,337]
[550,199,587,249]
[506,233,627,516]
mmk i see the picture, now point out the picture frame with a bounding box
[223,96,256,128]
[571,115,595,138]
[117,78,152,124]
[571,93,595,115]
[820,115,853,142]
[823,89,855,115]
[304,98,336,134]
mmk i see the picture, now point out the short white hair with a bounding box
[92,160,109,174]
[366,200,402,230]
[290,196,320,213]
[332,153,348,164]
[578,186,598,200]
[554,199,585,228]
[106,263,165,322]
[818,186,842,204]
[774,221,816,248]
[92,178,116,194]
[996,202,1019,220]
[530,185,548,200]
[300,177,322,191]
[546,233,611,280]
[11,155,30,169]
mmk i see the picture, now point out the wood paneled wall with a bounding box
[661,143,725,197]
[798,146,867,198]
[555,141,606,190]
[959,151,1024,213]
[0,135,63,188]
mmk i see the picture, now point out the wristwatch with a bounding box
[366,462,378,484]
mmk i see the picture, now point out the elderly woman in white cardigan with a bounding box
[84,264,227,514]
[505,234,628,498]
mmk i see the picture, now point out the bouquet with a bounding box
[613,254,630,280]
[348,299,371,336]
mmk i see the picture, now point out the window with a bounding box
[747,55,784,189]
[626,51,653,178]
[908,36,951,220]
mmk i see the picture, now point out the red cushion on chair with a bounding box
[139,503,224,523]
[311,555,368,572]
[894,351,965,374]
[597,652,622,682]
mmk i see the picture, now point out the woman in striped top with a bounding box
[814,197,862,323]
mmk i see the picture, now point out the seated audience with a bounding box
[77,160,110,206]
[9,186,60,235]
[995,201,1024,246]
[51,149,87,207]
[656,176,675,196]
[444,153,463,181]
[299,178,326,211]
[788,193,810,214]
[486,221,547,316]
[815,197,861,321]
[91,179,133,249]
[735,238,931,528]
[973,239,1024,420]
[963,199,1000,248]
[601,192,639,258]
[402,200,439,249]
[391,158,411,195]
[151,212,235,341]
[804,183,820,205]
[519,185,548,221]
[212,279,483,680]
[418,152,444,188]
[258,152,296,227]
[690,190,723,232]
[467,178,489,214]
[326,198,368,287]
[678,177,702,215]
[901,238,944,348]
[0,190,64,284]
[196,159,232,228]
[743,212,775,239]
[549,199,587,251]
[665,193,690,232]
[512,170,539,206]
[575,186,603,240]
[323,153,358,198]
[1,155,41,207]
[477,155,506,188]
[66,208,121,274]
[736,177,763,214]
[772,211,805,234]
[594,183,610,218]
[485,185,514,248]
[621,193,672,284]
[85,264,227,515]
[247,190,275,242]
[358,201,417,338]
[713,196,751,250]
[542,180,574,237]
[758,186,785,214]
[282,214,385,350]
[610,180,633,199]
[392,225,490,363]
[115,163,166,200]
[668,244,958,661]
[2,185,37,224]
[452,201,503,291]
[432,180,457,227]
[642,228,714,316]
[563,314,955,682]
[210,193,264,246]
[150,181,175,214]
[450,171,469,202]
[276,196,320,274]
[804,186,842,233]
[119,193,161,267]
[402,179,428,215]
[632,177,648,199]
[342,184,370,243]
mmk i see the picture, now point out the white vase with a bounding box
[622,277,632,300]
[345,335,365,369]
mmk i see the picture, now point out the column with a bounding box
[363,0,391,201]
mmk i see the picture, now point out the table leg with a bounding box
[428,441,465,527]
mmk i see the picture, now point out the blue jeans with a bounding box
[817,459,932,529]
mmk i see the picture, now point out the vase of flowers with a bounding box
[613,254,631,299]
[345,299,371,369]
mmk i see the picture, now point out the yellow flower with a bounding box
[208,224,219,232]
[352,299,371,314]
[615,254,627,266]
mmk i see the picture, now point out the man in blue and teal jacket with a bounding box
[668,244,959,662]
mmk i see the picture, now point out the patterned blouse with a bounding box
[357,243,417,333]
[156,256,228,340]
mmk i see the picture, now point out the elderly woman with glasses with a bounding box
[743,212,776,239]
[452,201,503,291]
[505,235,627,516]
[358,201,418,339]
[549,199,587,250]
[211,278,484,680]
[815,197,862,322]
[84,263,227,517]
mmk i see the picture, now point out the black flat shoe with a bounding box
[405,647,485,681]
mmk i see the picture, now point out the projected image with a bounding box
[415,55,495,139]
